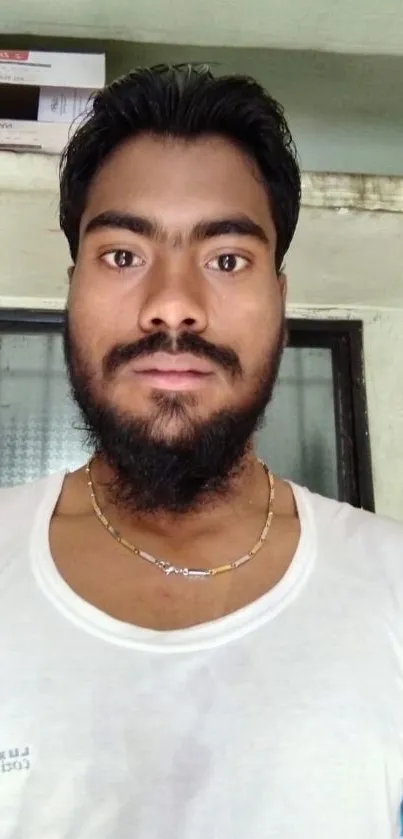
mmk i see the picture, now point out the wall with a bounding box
[2,0,403,54]
[106,44,403,176]
[0,155,402,519]
[2,35,403,176]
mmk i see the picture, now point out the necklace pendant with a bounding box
[164,564,176,576]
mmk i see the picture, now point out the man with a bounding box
[1,64,403,838]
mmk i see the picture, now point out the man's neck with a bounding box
[90,452,270,554]
[52,457,299,630]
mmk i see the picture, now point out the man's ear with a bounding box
[278,270,287,304]
[67,265,75,284]
[278,270,289,348]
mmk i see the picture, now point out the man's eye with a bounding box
[206,254,250,273]
[101,250,144,269]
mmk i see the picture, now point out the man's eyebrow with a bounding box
[190,216,269,245]
[83,211,270,247]
[84,211,163,240]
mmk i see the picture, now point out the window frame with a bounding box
[289,318,374,512]
[0,309,374,511]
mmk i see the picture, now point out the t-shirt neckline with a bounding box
[31,472,316,654]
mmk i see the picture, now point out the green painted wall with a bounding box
[1,34,402,175]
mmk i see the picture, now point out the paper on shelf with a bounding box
[37,87,94,124]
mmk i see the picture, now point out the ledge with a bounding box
[301,172,403,213]
[0,152,403,213]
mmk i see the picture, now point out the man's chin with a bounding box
[125,396,209,441]
[69,383,276,513]
[143,417,203,447]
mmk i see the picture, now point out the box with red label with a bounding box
[0,50,105,153]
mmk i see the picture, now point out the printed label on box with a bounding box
[0,51,29,62]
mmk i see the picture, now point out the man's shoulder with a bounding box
[0,472,65,542]
[311,488,402,537]
[301,483,403,533]
[297,483,403,567]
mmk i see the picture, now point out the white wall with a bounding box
[0,155,402,519]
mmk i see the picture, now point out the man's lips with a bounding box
[127,353,214,391]
[129,352,214,375]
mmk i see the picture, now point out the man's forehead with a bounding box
[79,133,276,245]
[85,133,267,203]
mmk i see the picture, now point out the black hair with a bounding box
[59,64,301,270]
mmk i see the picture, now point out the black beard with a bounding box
[63,316,284,514]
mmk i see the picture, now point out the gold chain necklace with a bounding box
[86,458,275,579]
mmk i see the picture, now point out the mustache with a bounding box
[103,331,242,379]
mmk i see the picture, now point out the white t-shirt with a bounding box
[1,472,403,839]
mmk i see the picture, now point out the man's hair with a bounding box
[59,64,301,270]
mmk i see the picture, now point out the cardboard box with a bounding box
[0,50,105,154]
[0,50,105,89]
[0,120,75,154]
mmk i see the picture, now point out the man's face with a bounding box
[66,133,286,512]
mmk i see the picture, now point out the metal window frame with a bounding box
[0,309,374,511]
[289,318,374,512]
